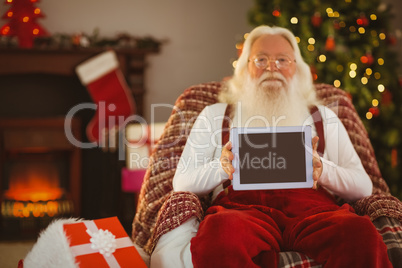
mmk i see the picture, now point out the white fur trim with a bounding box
[76,50,119,85]
[150,217,198,268]
[23,218,83,268]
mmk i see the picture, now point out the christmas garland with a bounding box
[0,30,163,50]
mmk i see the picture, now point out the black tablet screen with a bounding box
[238,132,307,184]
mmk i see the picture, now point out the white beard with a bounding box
[223,72,310,128]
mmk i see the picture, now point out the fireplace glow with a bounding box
[4,161,64,202]
[0,118,81,238]
[1,199,73,218]
[1,161,74,218]
[12,201,58,217]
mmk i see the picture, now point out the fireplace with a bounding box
[0,47,158,238]
[0,117,81,239]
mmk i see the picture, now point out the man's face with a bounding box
[247,34,296,86]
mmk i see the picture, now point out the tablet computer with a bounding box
[230,126,313,190]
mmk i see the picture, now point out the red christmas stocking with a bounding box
[76,50,135,145]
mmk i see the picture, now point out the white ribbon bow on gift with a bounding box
[69,221,133,267]
[86,228,117,257]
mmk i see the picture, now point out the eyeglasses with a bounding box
[250,55,296,70]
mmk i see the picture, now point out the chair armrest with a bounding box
[373,216,402,267]
[353,193,402,223]
[144,191,204,254]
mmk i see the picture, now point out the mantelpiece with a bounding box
[0,47,159,116]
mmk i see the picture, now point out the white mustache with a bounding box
[258,72,287,85]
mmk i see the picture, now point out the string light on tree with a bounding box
[349,63,357,78]
[326,8,340,18]
[318,54,327,63]
[334,80,341,87]
[378,84,385,92]
[307,37,315,52]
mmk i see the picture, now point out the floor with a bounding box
[0,240,35,268]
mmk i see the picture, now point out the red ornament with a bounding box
[356,15,369,27]
[310,65,318,81]
[0,0,49,48]
[325,36,336,51]
[333,21,341,30]
[382,90,393,106]
[272,9,281,17]
[369,107,380,117]
[391,148,398,168]
[388,35,397,45]
[311,12,322,27]
[360,53,374,65]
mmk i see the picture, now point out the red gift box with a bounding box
[63,217,147,268]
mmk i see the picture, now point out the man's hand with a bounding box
[220,141,235,180]
[312,136,323,189]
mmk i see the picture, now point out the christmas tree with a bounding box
[247,0,402,199]
[0,0,49,48]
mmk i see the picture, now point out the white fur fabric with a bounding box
[150,217,198,268]
[23,218,83,268]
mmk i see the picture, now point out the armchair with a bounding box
[131,82,402,267]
